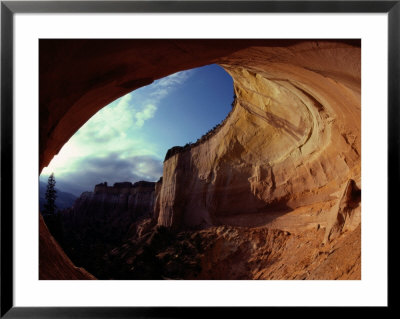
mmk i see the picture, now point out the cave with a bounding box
[39,39,361,280]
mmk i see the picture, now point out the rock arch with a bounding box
[39,39,360,279]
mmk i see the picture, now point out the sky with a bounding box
[40,64,234,196]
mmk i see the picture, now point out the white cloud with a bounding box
[77,93,134,140]
[42,69,195,182]
[135,104,157,127]
[146,69,194,101]
[41,154,163,196]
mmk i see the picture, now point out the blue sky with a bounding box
[40,64,234,196]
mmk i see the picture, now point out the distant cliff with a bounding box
[63,181,155,232]
[58,180,156,278]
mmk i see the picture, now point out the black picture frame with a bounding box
[1,0,395,317]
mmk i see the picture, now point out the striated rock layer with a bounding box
[39,40,361,280]
[157,42,361,238]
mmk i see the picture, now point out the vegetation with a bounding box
[42,173,66,247]
[43,173,57,215]
[231,93,237,108]
[164,93,238,162]
[100,225,204,280]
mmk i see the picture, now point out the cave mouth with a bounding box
[38,39,361,280]
[39,63,234,200]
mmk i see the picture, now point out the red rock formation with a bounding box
[39,39,361,280]
[156,41,361,235]
[103,221,360,280]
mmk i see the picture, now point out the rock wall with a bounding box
[39,39,361,279]
[65,181,155,229]
[157,41,361,233]
[55,181,155,278]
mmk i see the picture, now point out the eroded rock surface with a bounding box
[39,40,361,280]
[157,42,361,237]
[100,221,360,280]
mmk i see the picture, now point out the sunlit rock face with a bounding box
[39,40,360,280]
[157,41,361,235]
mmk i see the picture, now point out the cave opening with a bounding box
[39,63,237,278]
[39,39,361,280]
[39,63,234,200]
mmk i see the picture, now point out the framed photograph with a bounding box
[1,0,395,317]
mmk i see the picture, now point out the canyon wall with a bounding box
[39,40,361,279]
[157,42,361,236]
[64,181,155,232]
[55,181,155,278]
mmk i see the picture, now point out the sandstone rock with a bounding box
[68,181,155,224]
[102,223,360,280]
[324,179,361,243]
[157,42,361,231]
[39,40,361,280]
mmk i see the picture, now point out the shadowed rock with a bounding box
[39,40,361,280]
